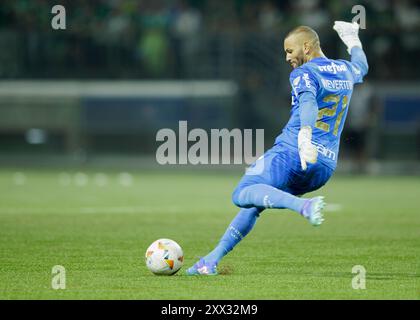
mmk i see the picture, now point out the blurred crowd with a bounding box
[0,0,419,80]
[0,0,418,168]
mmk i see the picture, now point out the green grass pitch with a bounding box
[0,168,419,299]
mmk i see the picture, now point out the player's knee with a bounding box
[232,185,254,208]
[231,187,242,207]
[232,186,252,208]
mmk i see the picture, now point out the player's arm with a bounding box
[333,21,369,79]
[298,91,318,171]
[290,68,319,171]
[350,47,368,78]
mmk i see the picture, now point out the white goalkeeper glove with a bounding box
[298,126,318,171]
[333,21,362,54]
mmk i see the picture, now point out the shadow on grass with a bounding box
[218,265,234,275]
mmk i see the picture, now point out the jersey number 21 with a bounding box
[316,94,348,136]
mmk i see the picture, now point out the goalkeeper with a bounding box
[187,21,369,275]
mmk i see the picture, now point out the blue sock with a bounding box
[233,184,306,213]
[203,207,263,263]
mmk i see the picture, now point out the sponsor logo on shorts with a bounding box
[263,195,274,208]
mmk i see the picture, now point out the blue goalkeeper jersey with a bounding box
[275,52,367,170]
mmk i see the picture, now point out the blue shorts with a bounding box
[233,142,334,198]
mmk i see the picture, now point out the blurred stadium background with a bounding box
[0,0,418,173]
[0,0,419,300]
